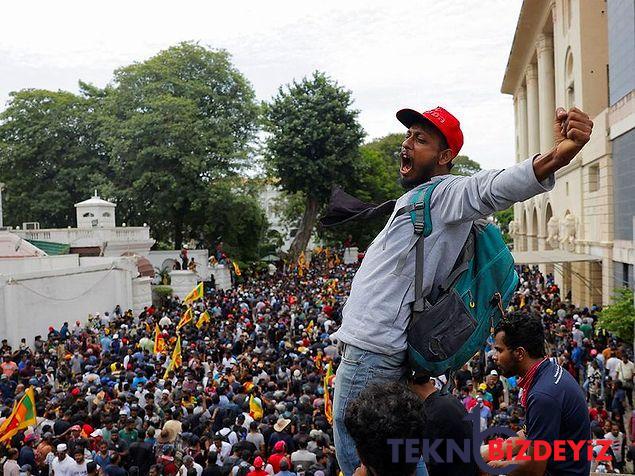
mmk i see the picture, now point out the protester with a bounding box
[344,382,426,476]
[489,313,591,474]
[331,105,594,475]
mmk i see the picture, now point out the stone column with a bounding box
[516,87,529,161]
[537,34,556,152]
[525,63,540,156]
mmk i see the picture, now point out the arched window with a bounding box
[82,212,94,218]
[102,212,111,217]
[565,48,575,108]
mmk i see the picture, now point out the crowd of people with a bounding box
[0,249,633,475]
[456,266,635,474]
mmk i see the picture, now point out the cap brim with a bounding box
[396,108,432,129]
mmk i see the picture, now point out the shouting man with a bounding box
[332,105,593,475]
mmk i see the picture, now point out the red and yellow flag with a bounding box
[306,320,314,333]
[324,362,334,425]
[184,282,204,305]
[176,307,193,330]
[153,324,165,354]
[232,261,241,276]
[163,335,182,379]
[196,310,211,329]
[0,387,37,443]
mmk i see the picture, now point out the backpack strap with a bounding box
[392,179,445,276]
[410,180,445,312]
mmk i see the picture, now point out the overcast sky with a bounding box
[0,0,522,170]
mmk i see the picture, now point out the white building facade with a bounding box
[502,0,612,306]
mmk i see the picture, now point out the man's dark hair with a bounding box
[494,313,545,358]
[279,459,290,471]
[345,382,426,476]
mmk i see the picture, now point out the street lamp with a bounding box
[0,182,4,229]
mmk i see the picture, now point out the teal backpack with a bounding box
[395,179,519,377]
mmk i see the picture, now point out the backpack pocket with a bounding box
[407,289,476,363]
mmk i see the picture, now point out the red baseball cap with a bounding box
[396,106,464,158]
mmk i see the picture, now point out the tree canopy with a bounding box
[99,42,260,248]
[0,88,110,228]
[0,42,265,260]
[262,71,364,256]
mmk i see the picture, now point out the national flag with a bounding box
[0,387,37,443]
[176,307,193,330]
[298,251,307,270]
[153,325,165,354]
[163,336,182,379]
[324,362,334,425]
[196,310,211,329]
[232,261,241,276]
[306,320,314,333]
[243,382,254,393]
[184,282,204,304]
[249,394,263,421]
[144,321,151,334]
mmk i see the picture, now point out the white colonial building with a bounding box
[503,0,614,306]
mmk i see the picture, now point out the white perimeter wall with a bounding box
[0,255,80,275]
[0,260,136,346]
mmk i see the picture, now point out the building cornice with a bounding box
[501,0,553,95]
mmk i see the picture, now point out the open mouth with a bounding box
[400,152,413,175]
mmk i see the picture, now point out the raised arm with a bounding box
[433,107,593,225]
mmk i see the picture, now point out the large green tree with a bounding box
[0,89,110,228]
[451,155,482,177]
[100,42,260,247]
[263,71,364,256]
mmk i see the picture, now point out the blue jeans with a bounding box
[333,343,408,476]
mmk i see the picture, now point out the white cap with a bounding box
[490,370,498,376]
[57,444,67,452]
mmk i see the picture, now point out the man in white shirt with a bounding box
[606,354,621,381]
[617,355,635,407]
[178,456,202,476]
[68,449,88,476]
[291,439,317,473]
[211,436,232,467]
[604,422,626,472]
[51,445,75,476]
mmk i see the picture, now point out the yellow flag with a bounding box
[153,324,165,354]
[176,307,193,330]
[298,251,307,269]
[163,335,182,379]
[196,310,211,329]
[232,261,241,276]
[249,394,263,421]
[324,362,334,425]
[306,320,314,333]
[184,282,204,304]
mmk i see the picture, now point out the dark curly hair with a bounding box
[494,312,545,358]
[344,382,426,476]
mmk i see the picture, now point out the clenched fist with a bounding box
[533,107,594,181]
[552,107,593,167]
